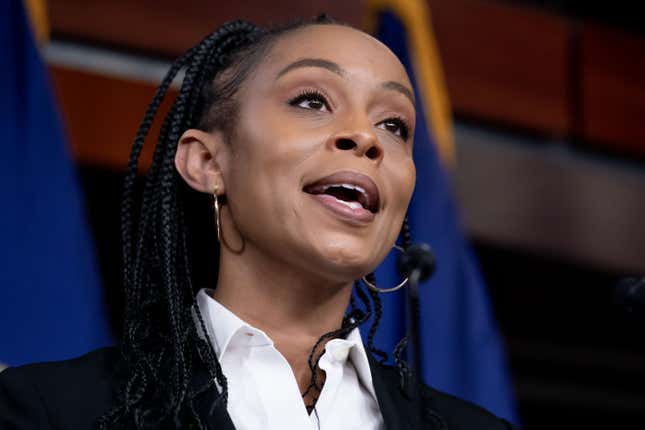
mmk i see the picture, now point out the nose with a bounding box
[327,128,384,162]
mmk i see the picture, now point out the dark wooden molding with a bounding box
[429,0,572,136]
[49,0,365,57]
[581,23,645,157]
[50,65,176,170]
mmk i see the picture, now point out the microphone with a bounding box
[398,243,436,282]
[614,277,645,320]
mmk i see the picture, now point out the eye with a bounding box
[288,90,331,112]
[377,117,410,141]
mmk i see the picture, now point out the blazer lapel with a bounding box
[193,386,236,430]
[110,353,236,430]
[368,354,445,430]
[191,366,236,430]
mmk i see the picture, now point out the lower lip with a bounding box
[307,193,376,224]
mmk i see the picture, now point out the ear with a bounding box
[175,129,228,194]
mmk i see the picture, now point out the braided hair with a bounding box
[101,16,415,429]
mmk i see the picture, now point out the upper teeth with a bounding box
[323,183,368,198]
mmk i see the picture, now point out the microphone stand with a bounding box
[399,243,436,428]
[405,269,422,385]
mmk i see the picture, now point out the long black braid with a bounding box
[101,15,418,429]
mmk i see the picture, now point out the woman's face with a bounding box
[219,24,416,283]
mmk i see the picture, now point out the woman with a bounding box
[0,17,515,429]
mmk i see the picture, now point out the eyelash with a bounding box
[287,90,411,142]
[380,116,410,141]
[288,89,330,111]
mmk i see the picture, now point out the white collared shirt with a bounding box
[196,288,385,430]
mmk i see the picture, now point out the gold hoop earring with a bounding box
[361,245,409,293]
[213,186,222,243]
[213,186,245,254]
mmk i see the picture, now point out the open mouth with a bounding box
[303,171,380,215]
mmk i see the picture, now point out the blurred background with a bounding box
[3,0,645,428]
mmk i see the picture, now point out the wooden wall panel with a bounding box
[429,0,572,136]
[49,0,364,57]
[50,65,173,169]
[581,24,645,156]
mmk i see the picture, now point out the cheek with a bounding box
[388,156,416,212]
[376,157,415,253]
[223,115,316,235]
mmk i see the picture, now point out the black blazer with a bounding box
[0,347,515,429]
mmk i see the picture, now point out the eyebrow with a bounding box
[382,81,415,106]
[276,58,344,79]
[276,57,415,105]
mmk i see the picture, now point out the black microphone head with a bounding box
[398,243,436,281]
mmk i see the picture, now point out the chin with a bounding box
[312,238,383,281]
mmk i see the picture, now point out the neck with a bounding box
[212,243,354,394]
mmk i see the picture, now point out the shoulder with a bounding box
[1,346,119,400]
[0,347,119,429]
[372,362,516,430]
[1,346,119,384]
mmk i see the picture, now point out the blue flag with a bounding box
[361,1,518,423]
[0,0,112,367]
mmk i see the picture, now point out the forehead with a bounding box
[260,24,412,88]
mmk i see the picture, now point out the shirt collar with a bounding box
[196,288,378,400]
[196,288,273,359]
[345,326,378,400]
